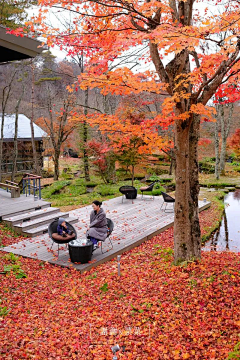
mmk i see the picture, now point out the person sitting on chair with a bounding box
[87,200,108,251]
[57,218,75,240]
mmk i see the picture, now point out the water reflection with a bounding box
[233,189,240,201]
[203,191,240,252]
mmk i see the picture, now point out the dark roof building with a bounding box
[0,25,44,63]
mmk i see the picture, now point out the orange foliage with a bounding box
[228,129,240,157]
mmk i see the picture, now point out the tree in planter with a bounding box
[24,0,240,263]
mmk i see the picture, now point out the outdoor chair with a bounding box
[139,181,156,200]
[119,185,137,203]
[96,218,114,254]
[161,192,175,212]
[48,219,77,258]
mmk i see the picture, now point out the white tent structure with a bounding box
[0,114,47,174]
[0,114,46,141]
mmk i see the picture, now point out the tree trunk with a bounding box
[219,103,233,174]
[215,105,221,180]
[12,113,19,181]
[0,112,4,181]
[168,149,175,175]
[83,88,90,182]
[12,87,24,181]
[131,165,135,186]
[30,63,40,175]
[223,210,229,250]
[169,158,173,175]
[0,71,16,181]
[188,114,201,258]
[53,152,60,180]
[174,114,201,264]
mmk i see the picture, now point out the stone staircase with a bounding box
[2,203,78,237]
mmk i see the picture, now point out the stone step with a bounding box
[23,217,79,237]
[14,212,70,234]
[3,207,60,226]
[1,200,51,220]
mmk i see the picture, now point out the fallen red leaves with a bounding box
[0,223,26,247]
[0,210,239,359]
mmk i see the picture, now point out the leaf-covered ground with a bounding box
[0,206,239,359]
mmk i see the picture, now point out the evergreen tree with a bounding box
[0,0,33,29]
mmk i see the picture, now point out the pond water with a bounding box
[203,190,240,252]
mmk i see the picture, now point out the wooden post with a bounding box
[33,178,36,198]
[11,187,20,198]
[39,178,41,199]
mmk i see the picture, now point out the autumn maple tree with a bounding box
[23,0,240,263]
[228,128,240,158]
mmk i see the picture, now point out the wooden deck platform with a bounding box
[0,190,51,219]
[1,196,210,273]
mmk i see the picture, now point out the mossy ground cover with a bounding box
[41,177,166,211]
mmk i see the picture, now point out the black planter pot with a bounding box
[125,189,137,199]
[69,240,93,263]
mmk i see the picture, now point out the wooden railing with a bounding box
[0,182,20,198]
[0,173,42,200]
[20,173,42,200]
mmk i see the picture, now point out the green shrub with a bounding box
[95,184,119,196]
[0,307,11,317]
[61,172,74,180]
[148,174,161,182]
[139,182,165,196]
[160,178,173,183]
[199,161,215,174]
[152,188,165,196]
[226,342,240,359]
[3,253,27,279]
[41,169,54,178]
[41,180,71,198]
[233,166,240,173]
[63,184,86,196]
[75,178,85,186]
[203,156,216,162]
[147,166,168,175]
[134,173,145,180]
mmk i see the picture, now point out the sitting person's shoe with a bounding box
[92,243,98,251]
[62,233,67,238]
[68,230,73,235]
